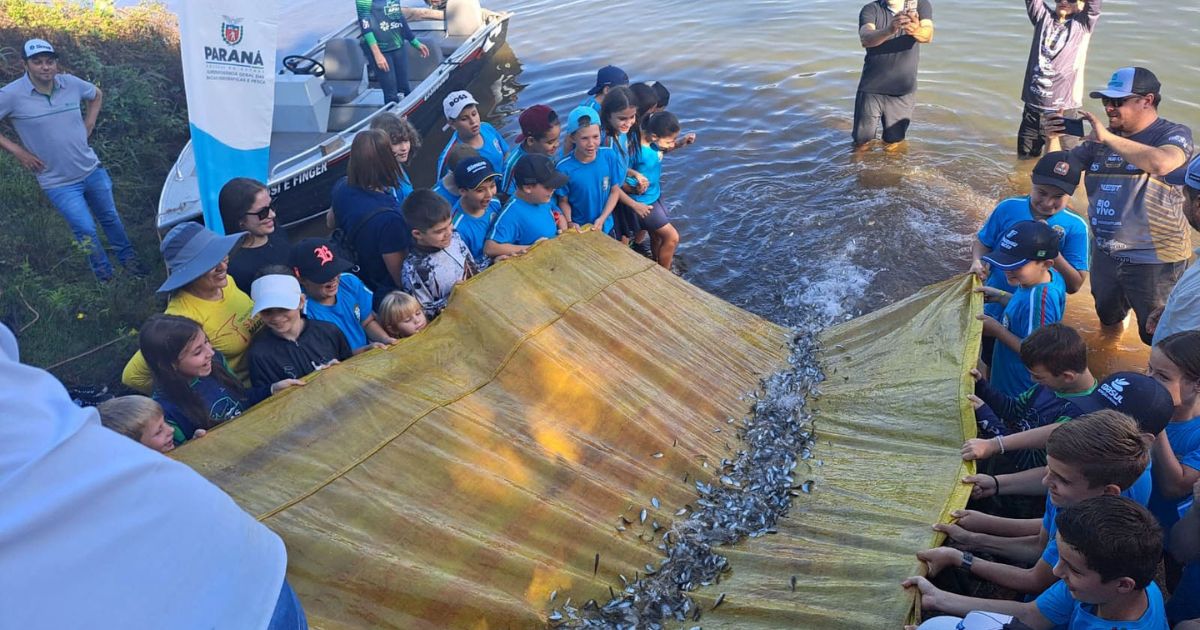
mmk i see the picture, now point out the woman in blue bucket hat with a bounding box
[120,222,261,393]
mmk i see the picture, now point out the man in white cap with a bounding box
[1046,67,1194,345]
[1149,155,1200,344]
[0,39,141,282]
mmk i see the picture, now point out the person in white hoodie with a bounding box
[0,322,306,629]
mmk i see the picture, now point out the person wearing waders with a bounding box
[853,0,934,147]
[1015,0,1101,158]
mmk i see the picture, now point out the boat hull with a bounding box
[157,14,511,234]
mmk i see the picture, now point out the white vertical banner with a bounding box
[178,1,278,234]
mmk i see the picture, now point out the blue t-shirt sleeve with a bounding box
[1041,534,1059,567]
[977,202,1014,248]
[607,150,624,187]
[1181,448,1200,473]
[63,74,98,101]
[488,211,517,244]
[343,274,374,322]
[1159,122,1194,155]
[1060,218,1090,272]
[1034,580,1075,625]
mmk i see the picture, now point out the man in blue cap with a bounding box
[0,39,141,281]
[1046,66,1194,345]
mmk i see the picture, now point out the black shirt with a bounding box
[246,319,352,387]
[857,0,933,96]
[228,229,290,291]
[330,177,412,294]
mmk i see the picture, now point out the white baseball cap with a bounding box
[917,612,1015,630]
[23,39,56,60]
[250,274,303,316]
[443,90,479,120]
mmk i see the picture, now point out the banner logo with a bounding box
[221,16,244,46]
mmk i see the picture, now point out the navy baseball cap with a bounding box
[1091,372,1173,436]
[453,156,498,190]
[587,65,629,96]
[512,153,568,189]
[1031,151,1083,196]
[289,238,354,283]
[982,220,1060,270]
[1089,67,1161,99]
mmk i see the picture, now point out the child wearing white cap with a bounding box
[434,90,509,178]
[246,270,353,387]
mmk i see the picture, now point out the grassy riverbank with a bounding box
[0,0,185,389]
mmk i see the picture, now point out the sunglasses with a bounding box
[1101,94,1145,108]
[245,204,275,221]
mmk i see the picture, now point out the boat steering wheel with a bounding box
[282,55,326,77]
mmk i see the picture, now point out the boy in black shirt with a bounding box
[246,272,352,387]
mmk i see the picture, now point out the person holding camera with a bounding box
[1045,67,1194,345]
[853,0,934,148]
[1016,0,1101,158]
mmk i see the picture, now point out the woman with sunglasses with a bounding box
[219,178,291,290]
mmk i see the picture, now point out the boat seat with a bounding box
[323,38,368,105]
[406,37,445,91]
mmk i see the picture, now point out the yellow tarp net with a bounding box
[174,231,978,629]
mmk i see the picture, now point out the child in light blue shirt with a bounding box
[979,220,1067,397]
[555,106,622,234]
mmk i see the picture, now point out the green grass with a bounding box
[0,0,187,388]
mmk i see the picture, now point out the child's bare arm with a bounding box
[963,424,1058,461]
[901,577,1051,628]
[1153,431,1200,499]
[614,186,652,218]
[594,186,621,230]
[1052,254,1085,294]
[362,315,397,345]
[993,467,1049,496]
[557,195,574,225]
[970,557,1057,595]
[970,238,991,279]
[979,314,1022,352]
[484,239,527,258]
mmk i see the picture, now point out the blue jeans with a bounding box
[371,47,410,104]
[267,579,308,630]
[43,167,135,280]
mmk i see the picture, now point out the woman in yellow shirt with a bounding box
[122,223,261,393]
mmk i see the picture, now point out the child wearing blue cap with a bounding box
[566,65,629,156]
[555,106,623,234]
[452,156,502,264]
[977,220,1067,398]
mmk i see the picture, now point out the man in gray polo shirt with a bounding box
[0,39,139,281]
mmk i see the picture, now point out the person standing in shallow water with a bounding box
[853,0,934,148]
[1015,0,1101,159]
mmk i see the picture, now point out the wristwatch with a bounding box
[960,551,975,571]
